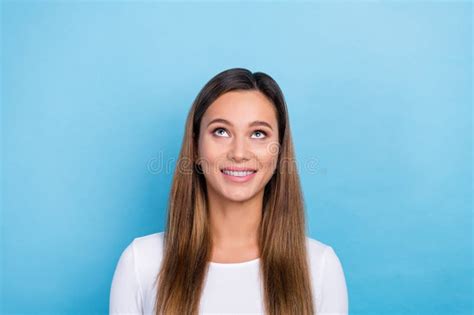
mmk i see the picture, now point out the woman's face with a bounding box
[197,90,280,203]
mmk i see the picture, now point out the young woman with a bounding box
[109,68,348,315]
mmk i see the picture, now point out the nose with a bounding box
[227,135,252,162]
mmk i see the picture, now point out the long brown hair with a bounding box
[154,68,315,315]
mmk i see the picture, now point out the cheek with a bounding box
[198,138,223,172]
[255,148,279,173]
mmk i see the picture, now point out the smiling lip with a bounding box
[221,166,257,172]
[220,168,257,183]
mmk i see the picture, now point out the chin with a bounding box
[220,189,256,203]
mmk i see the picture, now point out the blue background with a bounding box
[1,1,472,314]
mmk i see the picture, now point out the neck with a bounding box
[207,187,263,250]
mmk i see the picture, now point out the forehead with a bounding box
[202,90,277,126]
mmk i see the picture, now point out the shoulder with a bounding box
[130,233,339,270]
[305,236,347,300]
[305,234,345,271]
[305,236,349,314]
[131,231,166,267]
[305,236,331,264]
[132,231,165,254]
[305,235,343,275]
[128,231,166,290]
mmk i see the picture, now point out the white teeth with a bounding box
[222,170,255,177]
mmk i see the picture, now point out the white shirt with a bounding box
[109,232,348,315]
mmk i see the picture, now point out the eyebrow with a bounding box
[207,118,273,131]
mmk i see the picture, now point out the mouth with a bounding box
[220,167,257,182]
[221,167,257,177]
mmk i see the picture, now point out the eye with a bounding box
[251,130,267,139]
[212,127,230,137]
